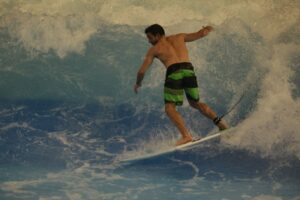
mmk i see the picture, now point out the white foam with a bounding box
[250,195,283,200]
[0,122,35,132]
[116,130,176,162]
[223,43,300,159]
[2,1,298,57]
[1,179,43,197]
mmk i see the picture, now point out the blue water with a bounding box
[1,1,300,200]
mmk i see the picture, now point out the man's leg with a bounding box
[188,100,228,130]
[165,103,193,145]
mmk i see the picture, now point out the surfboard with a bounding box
[119,128,230,164]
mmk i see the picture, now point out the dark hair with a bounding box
[145,24,165,36]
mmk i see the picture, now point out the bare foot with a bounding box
[176,135,193,146]
[218,120,229,131]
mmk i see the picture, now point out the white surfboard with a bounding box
[119,129,230,164]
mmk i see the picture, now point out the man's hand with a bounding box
[202,26,213,36]
[134,84,141,94]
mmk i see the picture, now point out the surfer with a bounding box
[134,24,228,146]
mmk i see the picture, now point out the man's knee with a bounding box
[188,100,200,109]
[189,101,209,112]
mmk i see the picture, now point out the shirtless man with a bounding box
[134,24,228,146]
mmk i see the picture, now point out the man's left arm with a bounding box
[134,49,154,94]
[183,26,213,42]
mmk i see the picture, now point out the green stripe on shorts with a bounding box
[164,87,183,95]
[185,87,200,101]
[164,87,184,105]
[167,69,195,80]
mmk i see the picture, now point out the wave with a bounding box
[0,0,299,174]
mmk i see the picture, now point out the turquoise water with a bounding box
[0,1,299,199]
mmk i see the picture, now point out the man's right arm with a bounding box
[183,26,213,42]
[134,48,155,94]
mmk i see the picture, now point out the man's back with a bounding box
[166,34,190,64]
[153,34,191,68]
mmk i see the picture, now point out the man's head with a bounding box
[144,24,165,45]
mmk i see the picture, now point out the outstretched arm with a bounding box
[184,26,213,42]
[134,48,155,94]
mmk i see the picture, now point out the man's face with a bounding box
[146,33,160,45]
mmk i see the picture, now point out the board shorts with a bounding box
[164,62,200,106]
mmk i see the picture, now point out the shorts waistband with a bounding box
[166,62,194,77]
